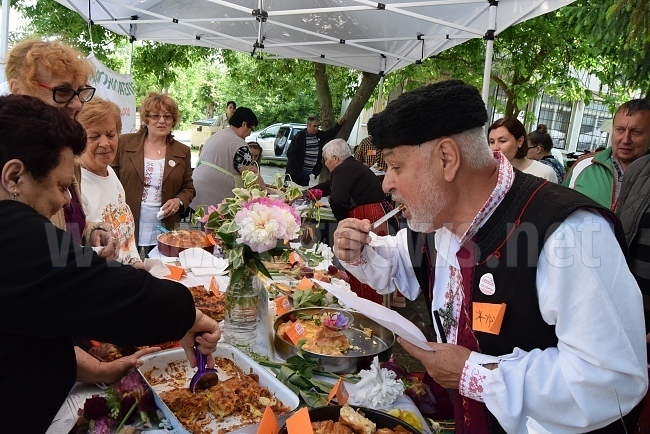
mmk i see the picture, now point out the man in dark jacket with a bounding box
[285,116,342,186]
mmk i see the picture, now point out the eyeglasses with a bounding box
[37,82,96,104]
[148,113,173,122]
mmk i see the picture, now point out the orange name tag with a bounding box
[366,149,377,156]
[286,407,313,434]
[326,377,349,405]
[165,265,186,281]
[209,276,220,295]
[257,406,280,434]
[274,295,292,316]
[289,252,301,265]
[207,234,217,245]
[472,302,507,335]
[285,321,307,345]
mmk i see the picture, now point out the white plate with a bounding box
[138,344,299,433]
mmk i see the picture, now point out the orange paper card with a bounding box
[286,407,313,434]
[209,276,220,295]
[285,321,307,345]
[274,295,292,316]
[207,233,217,246]
[257,406,280,434]
[165,265,186,281]
[472,302,507,335]
[289,251,301,265]
[326,377,349,405]
[296,277,313,290]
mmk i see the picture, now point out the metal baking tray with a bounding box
[138,344,299,433]
[274,307,395,374]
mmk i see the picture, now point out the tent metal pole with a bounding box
[377,75,384,110]
[127,40,134,74]
[481,1,498,106]
[0,0,10,82]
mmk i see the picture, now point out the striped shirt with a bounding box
[303,134,320,172]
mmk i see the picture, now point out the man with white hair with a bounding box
[310,139,386,222]
[309,138,396,303]
[333,80,647,433]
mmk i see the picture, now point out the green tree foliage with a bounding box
[566,0,650,99]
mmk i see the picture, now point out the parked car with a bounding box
[246,123,306,159]
[190,118,216,149]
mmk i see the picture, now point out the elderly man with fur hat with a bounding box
[333,79,647,433]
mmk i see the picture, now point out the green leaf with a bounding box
[310,377,335,393]
[299,390,327,408]
[289,374,311,389]
[229,265,245,284]
[255,256,272,279]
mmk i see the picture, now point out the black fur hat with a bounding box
[368,79,487,150]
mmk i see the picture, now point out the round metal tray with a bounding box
[273,307,395,374]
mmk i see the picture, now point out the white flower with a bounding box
[234,199,300,253]
[350,356,405,409]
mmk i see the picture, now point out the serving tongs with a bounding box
[189,348,219,392]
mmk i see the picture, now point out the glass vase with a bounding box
[300,219,320,249]
[223,266,261,353]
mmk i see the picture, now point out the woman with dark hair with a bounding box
[488,117,558,182]
[112,92,195,255]
[527,124,566,182]
[191,107,261,209]
[0,95,220,433]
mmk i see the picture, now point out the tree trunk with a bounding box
[314,62,335,129]
[337,71,381,140]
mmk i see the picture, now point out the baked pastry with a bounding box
[158,229,209,248]
[339,405,376,434]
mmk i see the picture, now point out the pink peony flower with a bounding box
[235,201,301,253]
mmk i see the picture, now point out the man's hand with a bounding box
[333,218,372,262]
[180,309,221,369]
[90,229,119,261]
[398,338,472,389]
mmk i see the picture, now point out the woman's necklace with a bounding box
[149,140,166,155]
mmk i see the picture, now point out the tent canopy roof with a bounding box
[55,0,574,74]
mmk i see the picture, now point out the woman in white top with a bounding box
[76,97,143,267]
[112,93,195,255]
[488,117,558,183]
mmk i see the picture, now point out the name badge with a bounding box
[472,302,506,335]
[478,273,495,295]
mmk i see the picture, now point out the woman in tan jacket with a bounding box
[112,92,195,255]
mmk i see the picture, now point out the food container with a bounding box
[278,405,420,434]
[138,344,299,433]
[156,230,214,257]
[274,307,395,374]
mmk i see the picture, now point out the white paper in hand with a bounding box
[314,280,434,351]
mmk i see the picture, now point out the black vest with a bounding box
[410,171,639,433]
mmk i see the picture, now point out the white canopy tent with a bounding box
[4,0,576,102]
